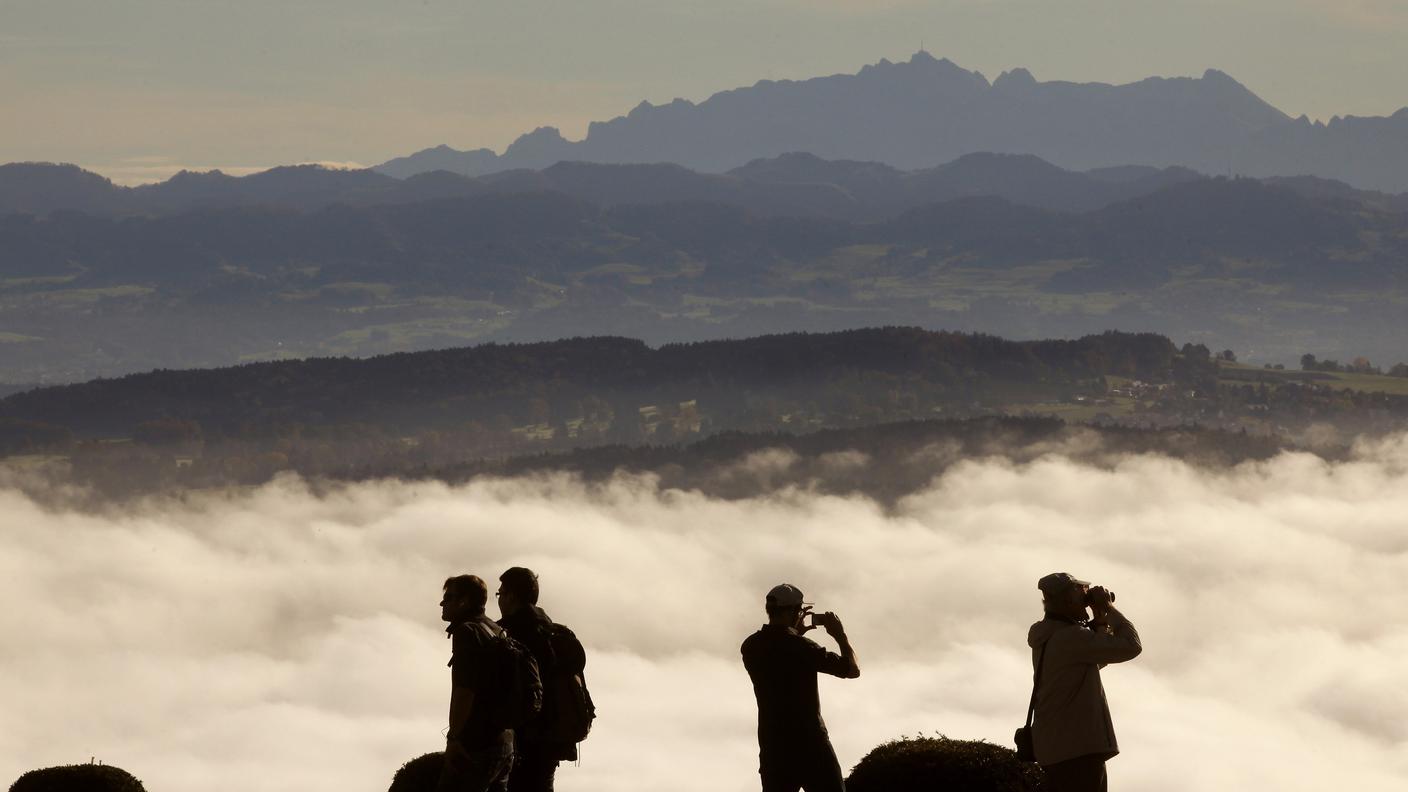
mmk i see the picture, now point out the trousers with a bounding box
[759,738,845,792]
[507,738,560,792]
[435,734,514,792]
[1042,753,1108,792]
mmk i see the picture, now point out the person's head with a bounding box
[441,574,488,622]
[1038,572,1090,621]
[764,583,810,630]
[497,566,539,618]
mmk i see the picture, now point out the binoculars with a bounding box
[1084,588,1116,606]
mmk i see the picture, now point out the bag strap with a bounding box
[1024,640,1049,730]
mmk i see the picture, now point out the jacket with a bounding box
[1026,609,1142,766]
[498,605,562,748]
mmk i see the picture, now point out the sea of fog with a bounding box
[4,437,1408,791]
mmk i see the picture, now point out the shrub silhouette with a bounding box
[388,752,444,792]
[847,736,1046,792]
[9,764,145,792]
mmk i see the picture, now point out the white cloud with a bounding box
[3,439,1408,791]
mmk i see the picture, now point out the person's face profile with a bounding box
[497,588,519,617]
[1070,585,1090,616]
[440,590,463,621]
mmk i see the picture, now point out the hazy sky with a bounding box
[4,436,1408,791]
[2,0,1407,183]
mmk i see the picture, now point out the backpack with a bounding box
[543,623,596,745]
[488,627,544,731]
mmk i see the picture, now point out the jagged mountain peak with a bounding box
[1197,68,1273,101]
[905,49,957,70]
[368,53,1408,191]
[857,50,988,86]
[509,126,567,143]
[627,97,694,117]
[502,126,574,167]
[994,67,1037,88]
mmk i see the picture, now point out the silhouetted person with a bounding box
[496,567,563,792]
[439,574,515,792]
[1028,573,1142,792]
[741,583,860,792]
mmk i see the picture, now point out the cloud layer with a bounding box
[4,437,1408,791]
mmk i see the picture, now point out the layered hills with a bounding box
[0,328,1180,438]
[376,52,1408,192]
[0,169,1405,382]
[2,327,1404,499]
[0,152,1210,220]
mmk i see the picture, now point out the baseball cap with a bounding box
[765,583,811,608]
[1037,572,1090,597]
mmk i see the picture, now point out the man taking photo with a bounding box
[1027,572,1142,792]
[741,583,860,792]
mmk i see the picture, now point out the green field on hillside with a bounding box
[1218,362,1408,395]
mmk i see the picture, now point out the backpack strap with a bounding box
[447,619,506,666]
[1025,640,1048,731]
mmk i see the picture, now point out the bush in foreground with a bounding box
[9,764,145,792]
[847,736,1046,792]
[388,752,444,792]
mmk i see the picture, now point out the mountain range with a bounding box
[6,152,1407,222]
[0,170,1404,382]
[375,51,1408,193]
[0,153,1218,220]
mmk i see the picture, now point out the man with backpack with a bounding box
[497,567,594,792]
[438,574,519,792]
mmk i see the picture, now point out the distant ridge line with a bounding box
[374,51,1408,193]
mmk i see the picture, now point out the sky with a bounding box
[3,436,1408,791]
[2,0,1407,183]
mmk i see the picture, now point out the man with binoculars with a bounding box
[1026,572,1142,792]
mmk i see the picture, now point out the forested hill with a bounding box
[0,328,1178,438]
